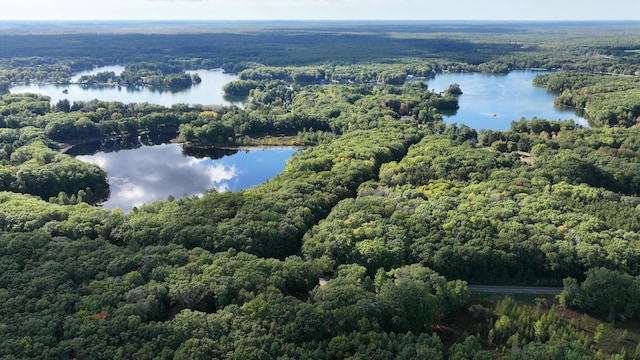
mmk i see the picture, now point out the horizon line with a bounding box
[2,19,640,23]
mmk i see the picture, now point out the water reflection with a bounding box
[73,141,297,213]
[426,70,589,131]
[11,66,246,107]
[182,146,239,160]
[65,133,177,156]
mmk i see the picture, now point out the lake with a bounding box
[13,66,586,212]
[12,67,585,131]
[425,70,589,131]
[10,65,246,107]
[70,141,298,213]
[12,65,286,213]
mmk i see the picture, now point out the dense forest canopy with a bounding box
[2,21,640,358]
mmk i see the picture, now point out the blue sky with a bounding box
[1,0,638,21]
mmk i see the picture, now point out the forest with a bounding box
[2,20,640,359]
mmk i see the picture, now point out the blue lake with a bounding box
[12,66,585,211]
[426,70,589,131]
[73,142,297,213]
[12,65,266,212]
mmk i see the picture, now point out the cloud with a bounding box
[78,143,239,212]
[75,143,299,213]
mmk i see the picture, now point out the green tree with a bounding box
[570,268,640,321]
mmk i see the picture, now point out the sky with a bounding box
[1,0,639,21]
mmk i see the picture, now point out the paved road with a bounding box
[468,285,563,295]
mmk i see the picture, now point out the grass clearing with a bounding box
[447,292,640,357]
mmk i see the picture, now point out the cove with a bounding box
[426,70,589,131]
[69,141,298,213]
[10,65,246,107]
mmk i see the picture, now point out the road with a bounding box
[468,285,563,295]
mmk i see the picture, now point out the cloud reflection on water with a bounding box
[76,143,294,213]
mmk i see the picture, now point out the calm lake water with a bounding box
[12,66,263,212]
[426,70,589,131]
[72,142,297,213]
[12,67,585,211]
[10,65,246,107]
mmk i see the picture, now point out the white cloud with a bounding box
[109,176,148,209]
[187,158,238,184]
